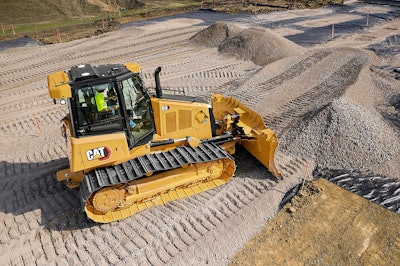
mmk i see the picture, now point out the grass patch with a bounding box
[0,0,342,43]
[0,0,202,42]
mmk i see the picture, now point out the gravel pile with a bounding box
[280,96,400,176]
[189,21,244,47]
[191,22,305,65]
[218,26,305,65]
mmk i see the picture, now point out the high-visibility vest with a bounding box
[94,91,107,111]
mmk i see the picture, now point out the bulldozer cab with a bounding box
[69,70,155,148]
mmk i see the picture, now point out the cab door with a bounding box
[118,75,155,147]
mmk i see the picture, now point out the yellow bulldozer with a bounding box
[48,62,281,223]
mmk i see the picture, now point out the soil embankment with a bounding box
[230,178,400,265]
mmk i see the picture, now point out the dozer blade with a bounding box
[211,94,282,178]
[81,143,236,223]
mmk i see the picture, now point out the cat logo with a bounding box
[86,146,111,161]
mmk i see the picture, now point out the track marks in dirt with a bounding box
[0,159,303,265]
[0,139,66,173]
[275,152,312,179]
[240,50,333,99]
[0,107,66,137]
[0,27,201,92]
[0,190,79,265]
[126,177,278,265]
[264,53,369,134]
[0,81,46,102]
[0,93,50,112]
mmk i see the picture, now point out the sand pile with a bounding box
[191,22,305,65]
[280,96,400,177]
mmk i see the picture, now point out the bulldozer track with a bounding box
[81,142,234,218]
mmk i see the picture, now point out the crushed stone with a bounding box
[280,96,400,176]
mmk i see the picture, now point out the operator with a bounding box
[94,86,118,112]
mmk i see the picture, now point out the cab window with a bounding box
[121,76,154,142]
[74,83,122,135]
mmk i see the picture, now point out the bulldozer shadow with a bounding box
[0,159,99,231]
[232,146,280,183]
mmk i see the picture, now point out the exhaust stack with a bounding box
[154,66,162,98]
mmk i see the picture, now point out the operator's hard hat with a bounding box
[95,84,108,91]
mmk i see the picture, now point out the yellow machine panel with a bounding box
[124,62,141,73]
[151,97,213,140]
[47,71,72,99]
[70,133,130,172]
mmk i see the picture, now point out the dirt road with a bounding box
[0,2,399,265]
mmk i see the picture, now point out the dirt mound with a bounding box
[191,22,305,65]
[280,96,400,177]
[230,178,400,265]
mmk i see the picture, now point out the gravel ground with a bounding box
[0,2,399,265]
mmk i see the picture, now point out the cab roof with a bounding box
[69,64,129,82]
[48,62,142,99]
